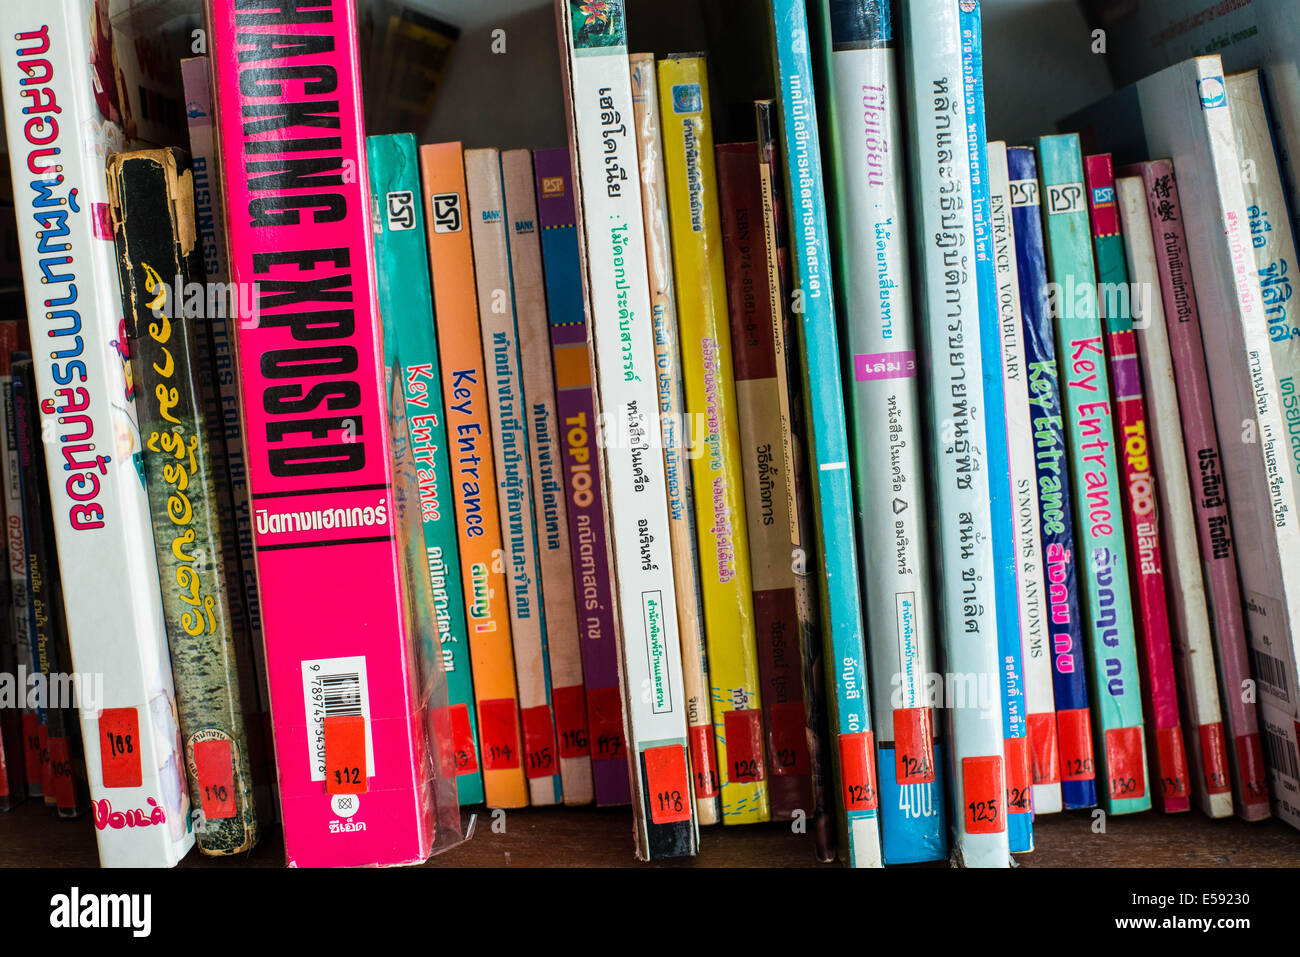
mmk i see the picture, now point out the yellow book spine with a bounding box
[658,54,768,824]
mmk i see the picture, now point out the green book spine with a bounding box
[367,133,483,805]
[1037,135,1150,815]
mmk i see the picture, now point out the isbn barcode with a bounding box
[320,673,363,717]
[1262,724,1300,782]
[1251,647,1291,704]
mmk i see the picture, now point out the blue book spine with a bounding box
[960,5,1032,851]
[769,0,881,868]
[1007,146,1098,810]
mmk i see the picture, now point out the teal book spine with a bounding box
[367,133,483,806]
[1037,134,1150,815]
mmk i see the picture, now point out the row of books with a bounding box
[1,0,1298,869]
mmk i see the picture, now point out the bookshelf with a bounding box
[1,0,1299,870]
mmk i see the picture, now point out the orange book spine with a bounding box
[420,142,528,808]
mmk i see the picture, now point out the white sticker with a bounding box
[302,655,375,782]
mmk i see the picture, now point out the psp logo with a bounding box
[1092,186,1115,205]
[1047,182,1086,215]
[386,190,416,231]
[1199,75,1227,109]
[431,192,462,233]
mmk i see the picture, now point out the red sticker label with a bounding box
[1200,722,1231,795]
[893,707,936,784]
[1027,711,1060,785]
[962,755,1005,834]
[448,702,479,775]
[587,686,626,763]
[194,738,237,819]
[689,724,719,797]
[22,713,41,789]
[1155,725,1190,802]
[1005,736,1032,815]
[769,700,809,776]
[323,714,367,794]
[477,698,521,771]
[1237,732,1270,806]
[1105,726,1146,800]
[48,735,76,810]
[98,708,142,789]
[644,744,692,825]
[552,685,590,759]
[521,705,557,779]
[1057,707,1096,781]
[723,708,765,784]
[838,731,878,812]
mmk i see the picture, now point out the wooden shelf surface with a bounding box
[2,799,1297,867]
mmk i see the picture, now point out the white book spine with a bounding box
[987,142,1059,816]
[1117,175,1233,820]
[0,3,193,866]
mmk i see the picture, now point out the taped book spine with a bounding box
[1006,146,1097,810]
[533,147,630,808]
[419,141,528,810]
[657,53,768,825]
[628,54,719,824]
[1115,173,1232,818]
[556,0,698,858]
[465,147,562,806]
[501,147,595,806]
[1038,134,1150,815]
[811,0,946,861]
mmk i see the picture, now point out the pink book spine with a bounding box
[1135,160,1270,819]
[208,0,436,864]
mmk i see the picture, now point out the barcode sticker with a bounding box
[478,698,521,771]
[1261,720,1300,782]
[839,731,878,812]
[769,700,809,776]
[962,755,1004,834]
[1200,722,1232,795]
[1005,736,1031,814]
[302,656,374,783]
[552,685,590,759]
[1105,726,1146,800]
[1251,646,1291,705]
[723,708,765,784]
[520,705,557,779]
[449,702,479,774]
[1237,732,1271,806]
[1155,725,1189,802]
[1058,707,1095,781]
[99,708,142,789]
[587,686,626,763]
[689,724,718,797]
[893,707,936,784]
[324,715,367,794]
[644,744,692,825]
[1027,711,1060,785]
[193,737,238,817]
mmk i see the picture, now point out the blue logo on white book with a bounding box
[671,83,701,114]
[1199,76,1227,110]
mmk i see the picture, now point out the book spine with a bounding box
[1085,153,1190,813]
[1007,147,1097,811]
[532,148,630,808]
[1136,157,1270,820]
[210,0,438,866]
[0,3,193,866]
[555,1,698,858]
[657,54,768,825]
[367,133,483,807]
[755,100,836,862]
[768,0,880,867]
[716,140,814,823]
[987,142,1060,816]
[1116,172,1233,819]
[902,0,1009,866]
[420,141,528,810]
[813,0,946,862]
[107,149,259,853]
[1039,134,1150,815]
[465,147,562,807]
[180,55,275,819]
[628,52,719,826]
[501,147,595,806]
[960,9,1031,851]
